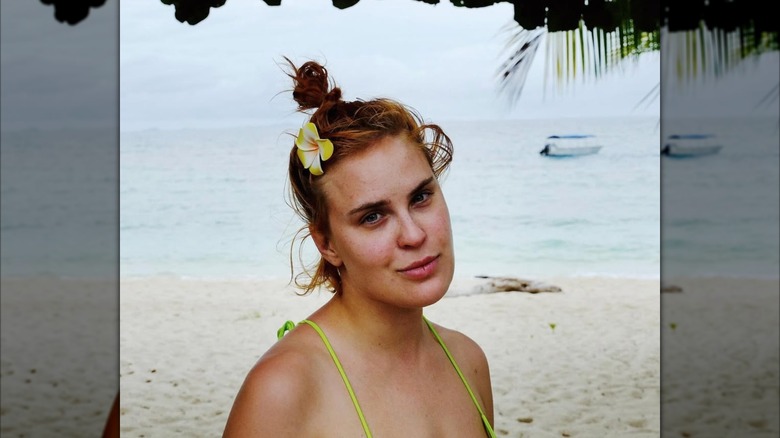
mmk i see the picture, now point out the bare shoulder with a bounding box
[223,327,322,437]
[428,321,494,422]
[430,322,491,373]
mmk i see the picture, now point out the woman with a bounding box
[223,58,495,437]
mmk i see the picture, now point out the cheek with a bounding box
[340,233,396,267]
[432,202,453,241]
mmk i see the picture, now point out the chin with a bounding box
[407,269,453,308]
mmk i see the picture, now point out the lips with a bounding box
[398,255,439,280]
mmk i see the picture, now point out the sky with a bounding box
[118,0,662,131]
[1,1,118,130]
[3,1,776,132]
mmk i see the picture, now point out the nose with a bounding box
[397,212,426,248]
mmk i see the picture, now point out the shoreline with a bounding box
[114,271,665,287]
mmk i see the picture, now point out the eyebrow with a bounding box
[347,176,435,217]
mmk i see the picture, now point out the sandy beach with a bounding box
[661,277,779,437]
[1,277,118,437]
[4,275,775,436]
[119,276,661,437]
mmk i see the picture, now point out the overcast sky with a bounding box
[119,0,662,131]
[1,1,117,130]
[4,1,776,132]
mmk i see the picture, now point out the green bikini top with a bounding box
[277,316,496,438]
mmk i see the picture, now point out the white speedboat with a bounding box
[540,135,602,157]
[662,134,723,157]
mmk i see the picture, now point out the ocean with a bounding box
[4,116,777,280]
[119,117,662,280]
[661,116,779,279]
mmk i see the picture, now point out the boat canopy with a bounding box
[668,134,716,139]
[546,135,595,139]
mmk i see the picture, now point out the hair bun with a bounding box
[324,88,342,102]
[286,58,341,112]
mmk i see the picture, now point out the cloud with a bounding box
[119,0,661,131]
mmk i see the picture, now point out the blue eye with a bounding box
[361,212,382,225]
[412,190,432,204]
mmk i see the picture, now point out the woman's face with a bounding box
[315,135,454,309]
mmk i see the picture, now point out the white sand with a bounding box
[119,276,661,436]
[662,277,779,437]
[4,275,774,437]
[1,277,118,437]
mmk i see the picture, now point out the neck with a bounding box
[318,286,429,357]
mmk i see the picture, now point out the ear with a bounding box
[310,226,343,267]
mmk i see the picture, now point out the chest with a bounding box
[306,349,488,437]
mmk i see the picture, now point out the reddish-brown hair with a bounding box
[283,57,454,295]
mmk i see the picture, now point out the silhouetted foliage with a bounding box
[156,0,662,31]
[32,0,776,106]
[159,0,226,25]
[39,0,106,25]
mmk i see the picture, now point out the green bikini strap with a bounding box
[277,319,373,438]
[276,320,296,340]
[422,316,497,438]
[277,318,494,438]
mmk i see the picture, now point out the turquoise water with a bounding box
[661,116,780,279]
[118,117,663,279]
[12,116,776,280]
[1,128,117,278]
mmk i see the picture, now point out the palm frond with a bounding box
[663,21,778,88]
[495,24,546,107]
[498,15,659,105]
[753,83,779,110]
[633,82,660,111]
